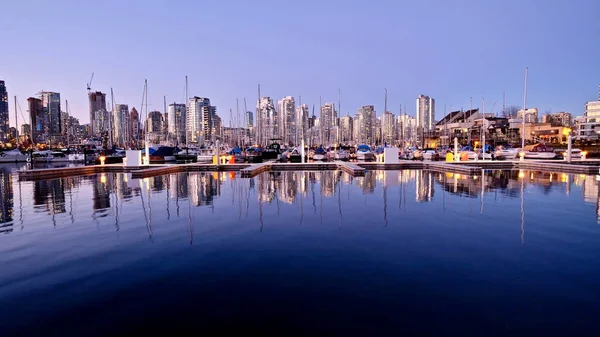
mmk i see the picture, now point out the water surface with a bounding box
[1,164,600,336]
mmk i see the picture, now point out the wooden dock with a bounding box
[17,158,600,181]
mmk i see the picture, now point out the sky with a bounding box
[2,0,599,129]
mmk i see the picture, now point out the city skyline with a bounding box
[2,1,599,129]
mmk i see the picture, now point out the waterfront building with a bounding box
[20,124,31,138]
[576,92,600,140]
[146,110,164,142]
[320,102,337,145]
[27,97,43,144]
[339,115,353,144]
[129,108,140,146]
[397,114,417,145]
[40,92,61,142]
[257,97,276,146]
[416,94,435,132]
[277,96,295,145]
[354,105,376,145]
[0,81,9,141]
[541,112,572,127]
[88,91,107,136]
[296,104,309,143]
[113,104,130,147]
[168,103,186,144]
[187,97,215,144]
[381,111,396,145]
[517,108,539,123]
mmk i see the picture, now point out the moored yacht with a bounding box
[356,144,375,161]
[522,143,557,159]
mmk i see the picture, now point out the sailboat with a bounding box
[356,144,375,161]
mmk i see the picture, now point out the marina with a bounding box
[17,158,600,181]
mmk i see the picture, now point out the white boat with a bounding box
[356,144,375,161]
[0,149,28,163]
[522,143,557,159]
[494,145,520,160]
[334,149,350,161]
[555,148,582,159]
[421,148,439,161]
[68,153,86,162]
[459,146,478,160]
[313,146,327,161]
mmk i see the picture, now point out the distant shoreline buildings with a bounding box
[1,78,599,149]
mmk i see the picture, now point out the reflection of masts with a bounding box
[113,188,119,231]
[259,199,264,232]
[188,176,193,245]
[311,178,316,214]
[521,174,525,246]
[18,177,24,230]
[140,179,152,239]
[165,174,171,220]
[383,178,388,227]
[480,169,484,214]
[338,173,342,229]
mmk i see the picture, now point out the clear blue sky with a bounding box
[2,0,599,128]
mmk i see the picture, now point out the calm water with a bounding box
[1,164,600,336]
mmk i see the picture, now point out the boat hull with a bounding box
[289,155,302,163]
[0,155,28,163]
[312,154,326,161]
[356,152,375,161]
[523,152,557,159]
[495,151,518,160]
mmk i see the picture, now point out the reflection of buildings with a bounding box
[415,170,434,202]
[257,172,277,203]
[188,173,220,206]
[93,174,112,211]
[277,172,298,204]
[356,171,376,194]
[34,179,67,214]
[0,167,14,232]
[320,171,337,197]
[170,173,189,199]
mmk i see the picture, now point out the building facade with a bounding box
[277,96,295,145]
[320,102,337,145]
[129,108,140,146]
[0,81,9,141]
[339,115,353,144]
[168,103,186,144]
[27,97,43,143]
[517,108,539,123]
[88,91,107,136]
[541,111,572,127]
[577,100,600,140]
[113,104,130,147]
[416,94,435,138]
[187,97,215,144]
[40,92,61,142]
[381,111,396,145]
[257,97,276,146]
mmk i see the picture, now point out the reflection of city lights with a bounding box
[549,173,553,182]
[100,174,107,184]
[530,173,534,180]
[518,171,525,179]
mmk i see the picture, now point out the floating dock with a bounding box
[17,159,600,181]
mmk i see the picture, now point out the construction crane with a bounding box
[86,73,94,91]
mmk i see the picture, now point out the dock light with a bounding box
[518,170,525,179]
[582,151,588,160]
[100,174,107,184]
[519,151,525,161]
[99,156,106,166]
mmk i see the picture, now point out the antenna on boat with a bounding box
[521,67,528,149]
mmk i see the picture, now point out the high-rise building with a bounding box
[277,96,295,145]
[416,94,435,132]
[147,111,163,134]
[113,104,130,147]
[517,108,539,123]
[129,108,140,146]
[27,97,43,143]
[168,103,186,144]
[93,109,110,137]
[397,113,417,145]
[40,92,61,141]
[21,124,31,138]
[187,97,215,144]
[355,105,376,144]
[339,115,353,144]
[0,81,9,141]
[246,111,254,127]
[296,104,309,142]
[88,91,107,136]
[257,97,276,146]
[320,102,337,144]
[381,111,397,145]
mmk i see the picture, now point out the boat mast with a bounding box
[243,98,248,146]
[236,98,240,147]
[185,76,188,147]
[521,67,528,149]
[257,84,261,147]
[109,88,115,149]
[174,101,178,147]
[14,96,18,148]
[384,88,387,146]
[163,95,167,144]
[65,99,69,148]
[338,89,341,147]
